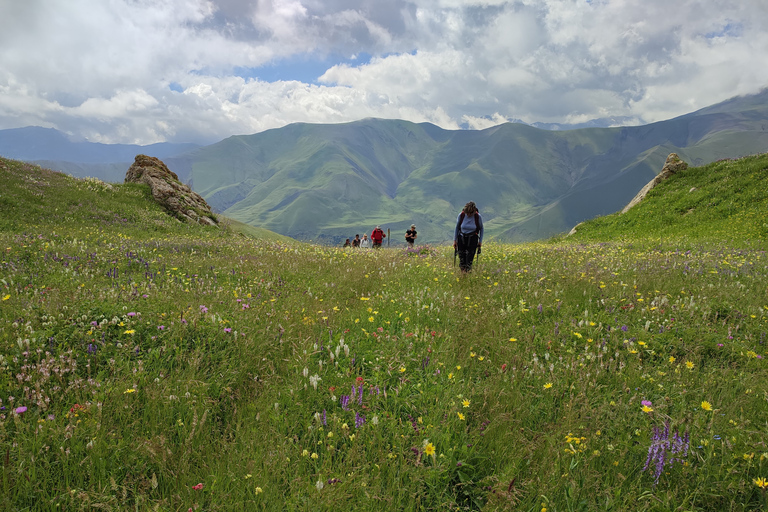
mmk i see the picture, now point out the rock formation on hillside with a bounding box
[620,153,688,214]
[568,153,689,236]
[125,155,218,227]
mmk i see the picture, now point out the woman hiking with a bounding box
[453,201,483,273]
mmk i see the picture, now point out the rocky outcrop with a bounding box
[125,155,218,227]
[620,153,688,214]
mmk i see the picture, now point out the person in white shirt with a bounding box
[360,233,372,248]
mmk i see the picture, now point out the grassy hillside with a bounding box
[569,152,768,244]
[1,155,767,511]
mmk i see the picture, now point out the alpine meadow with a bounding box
[1,151,768,512]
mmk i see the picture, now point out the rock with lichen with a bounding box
[620,153,688,214]
[125,154,218,227]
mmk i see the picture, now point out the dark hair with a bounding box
[463,201,478,215]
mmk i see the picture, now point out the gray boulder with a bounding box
[125,154,218,227]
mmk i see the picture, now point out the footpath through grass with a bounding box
[1,155,767,511]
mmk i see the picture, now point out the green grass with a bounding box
[1,156,768,511]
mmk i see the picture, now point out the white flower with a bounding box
[316,479,324,490]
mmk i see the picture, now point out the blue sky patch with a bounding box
[235,53,373,84]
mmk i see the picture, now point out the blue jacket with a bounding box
[454,212,483,244]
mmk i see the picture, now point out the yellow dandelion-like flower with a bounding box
[399,367,406,373]
[573,332,583,339]
[470,352,476,358]
[701,401,713,411]
[123,388,136,394]
[448,372,454,380]
[509,337,517,342]
[641,405,653,413]
[478,356,484,361]
[2,294,10,301]
[456,365,461,370]
[457,412,465,420]
[462,399,470,408]
[311,452,318,459]
[368,316,374,322]
[685,361,694,369]
[124,329,135,335]
[544,382,553,389]
[255,487,263,495]
[424,442,436,456]
[754,477,768,489]
[669,356,676,364]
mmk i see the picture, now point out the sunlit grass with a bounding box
[1,156,767,511]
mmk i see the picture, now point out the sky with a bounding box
[1,0,767,145]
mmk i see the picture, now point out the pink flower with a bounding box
[641,400,652,407]
[192,483,204,490]
[15,406,27,414]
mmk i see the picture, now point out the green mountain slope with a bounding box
[568,152,768,244]
[169,90,768,244]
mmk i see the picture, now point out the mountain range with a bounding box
[2,89,767,244]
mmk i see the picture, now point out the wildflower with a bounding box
[192,483,204,490]
[701,401,713,411]
[668,356,676,364]
[642,405,654,414]
[424,442,436,457]
[124,329,135,335]
[2,295,9,301]
[15,406,27,414]
[311,452,318,459]
[509,337,517,342]
[755,477,768,490]
[123,388,136,394]
[544,383,553,389]
[255,487,263,494]
[641,400,652,407]
[399,367,406,373]
[457,412,465,420]
[462,399,470,408]
[224,327,232,333]
[302,449,309,457]
[643,422,690,485]
[685,361,694,370]
[470,352,476,358]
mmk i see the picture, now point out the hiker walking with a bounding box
[405,224,417,247]
[343,238,351,248]
[352,234,361,248]
[371,226,386,248]
[453,201,483,273]
[360,233,372,248]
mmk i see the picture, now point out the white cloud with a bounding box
[0,0,766,144]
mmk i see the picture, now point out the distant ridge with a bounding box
[2,88,767,244]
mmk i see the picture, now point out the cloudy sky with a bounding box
[1,0,767,145]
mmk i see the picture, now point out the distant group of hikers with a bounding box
[341,201,484,273]
[342,225,401,249]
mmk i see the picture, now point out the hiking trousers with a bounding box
[457,233,479,272]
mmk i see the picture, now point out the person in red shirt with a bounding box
[371,226,386,248]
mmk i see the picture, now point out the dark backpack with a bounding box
[458,211,481,235]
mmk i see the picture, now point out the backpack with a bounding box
[458,211,481,235]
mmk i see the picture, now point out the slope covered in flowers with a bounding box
[1,156,767,511]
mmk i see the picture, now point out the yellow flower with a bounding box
[755,477,768,490]
[641,405,653,413]
[399,367,406,373]
[457,412,465,420]
[311,452,318,459]
[302,449,309,457]
[462,399,470,408]
[456,365,461,370]
[509,337,517,342]
[669,356,676,364]
[424,442,436,456]
[470,352,476,358]
[573,332,583,339]
[544,382,553,389]
[368,316,374,322]
[701,401,713,411]
[254,487,263,495]
[2,294,9,301]
[124,329,135,335]
[685,361,694,369]
[448,372,454,380]
[478,356,484,361]
[123,388,136,394]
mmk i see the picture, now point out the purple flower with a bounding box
[357,385,364,406]
[621,325,628,332]
[641,400,652,407]
[322,409,327,426]
[15,406,27,414]
[643,422,689,485]
[200,305,208,313]
[91,321,98,327]
[87,343,96,354]
[127,312,137,317]
[340,396,350,411]
[224,327,232,333]
[355,412,366,429]
[158,325,165,330]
